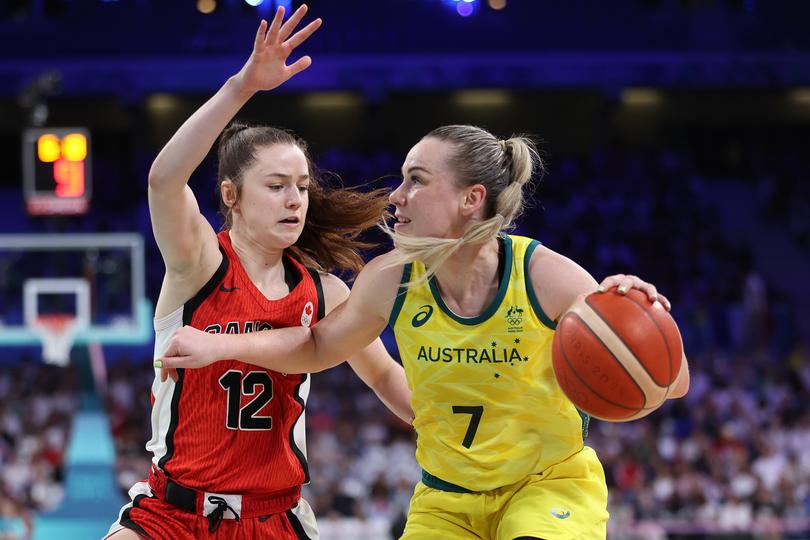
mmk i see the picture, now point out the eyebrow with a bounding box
[264,173,310,180]
[401,166,431,176]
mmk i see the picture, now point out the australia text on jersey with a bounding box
[416,343,529,364]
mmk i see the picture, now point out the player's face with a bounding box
[390,138,469,239]
[232,143,310,249]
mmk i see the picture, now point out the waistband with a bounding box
[421,470,473,494]
[148,466,301,523]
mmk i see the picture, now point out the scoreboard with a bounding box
[23,127,92,216]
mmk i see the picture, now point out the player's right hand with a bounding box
[235,4,322,95]
[155,325,220,370]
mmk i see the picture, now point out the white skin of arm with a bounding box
[530,244,690,401]
[159,253,404,372]
[320,272,414,424]
[148,7,321,319]
[161,245,689,401]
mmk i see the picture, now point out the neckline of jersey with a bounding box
[427,234,512,326]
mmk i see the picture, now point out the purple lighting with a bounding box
[456,2,474,16]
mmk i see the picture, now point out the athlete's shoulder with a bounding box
[339,252,408,321]
[317,272,350,315]
[526,243,598,322]
[357,252,408,289]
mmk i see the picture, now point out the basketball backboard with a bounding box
[0,233,152,354]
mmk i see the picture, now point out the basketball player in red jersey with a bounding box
[105,6,411,539]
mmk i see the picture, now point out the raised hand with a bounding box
[235,4,322,95]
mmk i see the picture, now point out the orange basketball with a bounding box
[551,288,683,422]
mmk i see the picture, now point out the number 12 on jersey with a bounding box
[219,370,274,430]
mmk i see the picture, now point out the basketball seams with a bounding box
[581,296,670,393]
[620,292,675,386]
[558,311,647,413]
[571,301,669,407]
[552,291,682,421]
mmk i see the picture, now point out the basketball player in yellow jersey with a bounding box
[159,124,691,540]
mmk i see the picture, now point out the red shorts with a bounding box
[106,481,318,540]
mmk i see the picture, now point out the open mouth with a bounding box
[279,217,300,224]
[395,216,411,224]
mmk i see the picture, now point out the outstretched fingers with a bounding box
[263,6,286,46]
[253,19,268,51]
[276,4,309,43]
[285,18,322,51]
[286,56,313,77]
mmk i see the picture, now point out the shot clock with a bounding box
[23,127,92,216]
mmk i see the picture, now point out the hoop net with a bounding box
[32,314,80,367]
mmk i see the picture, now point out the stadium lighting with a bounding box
[197,0,216,14]
[457,2,474,16]
[443,0,479,16]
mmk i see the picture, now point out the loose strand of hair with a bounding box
[380,214,505,287]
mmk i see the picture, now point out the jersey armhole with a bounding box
[388,263,412,329]
[524,240,557,331]
[183,244,229,325]
[305,268,326,321]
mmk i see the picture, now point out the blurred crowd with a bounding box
[0,360,77,539]
[1,139,810,538]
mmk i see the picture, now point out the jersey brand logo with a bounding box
[219,284,240,293]
[412,304,434,327]
[550,508,571,520]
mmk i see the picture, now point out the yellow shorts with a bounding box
[401,446,608,540]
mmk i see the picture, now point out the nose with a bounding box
[286,187,302,208]
[389,182,406,207]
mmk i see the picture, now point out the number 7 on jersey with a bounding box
[452,405,483,449]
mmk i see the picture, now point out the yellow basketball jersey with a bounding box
[390,234,588,492]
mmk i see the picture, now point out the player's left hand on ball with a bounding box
[155,325,219,370]
[597,274,671,311]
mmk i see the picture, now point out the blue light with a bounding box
[442,0,479,16]
[456,2,474,16]
[244,0,263,7]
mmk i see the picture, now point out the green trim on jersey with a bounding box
[388,263,412,327]
[524,240,591,439]
[579,409,591,439]
[391,234,588,491]
[422,470,473,493]
[427,234,513,326]
[524,239,557,331]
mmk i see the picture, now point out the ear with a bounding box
[460,184,487,217]
[220,179,238,209]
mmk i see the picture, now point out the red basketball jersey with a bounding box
[146,231,324,496]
